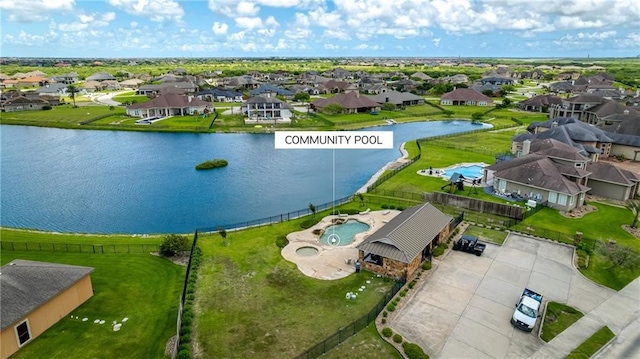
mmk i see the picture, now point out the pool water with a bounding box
[442,164,484,180]
[319,219,370,246]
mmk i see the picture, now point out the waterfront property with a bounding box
[0,260,94,359]
[125,93,212,118]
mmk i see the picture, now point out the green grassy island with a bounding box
[195,159,228,170]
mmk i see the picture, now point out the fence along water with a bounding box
[0,241,159,253]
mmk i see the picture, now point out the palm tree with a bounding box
[67,84,78,107]
[309,203,316,218]
[626,200,640,228]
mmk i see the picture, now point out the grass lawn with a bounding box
[540,302,584,342]
[565,326,615,359]
[193,216,395,359]
[462,225,508,245]
[1,251,184,359]
[321,324,402,359]
[1,227,165,245]
[0,105,125,126]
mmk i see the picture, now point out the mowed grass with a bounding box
[194,217,395,359]
[541,302,584,342]
[0,105,125,126]
[462,225,508,245]
[321,324,402,359]
[1,251,184,359]
[565,326,615,359]
[1,227,166,245]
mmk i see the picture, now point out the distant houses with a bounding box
[311,92,381,114]
[440,88,493,106]
[125,94,212,118]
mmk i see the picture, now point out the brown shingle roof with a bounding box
[587,162,634,186]
[312,92,380,110]
[440,88,492,102]
[128,94,210,110]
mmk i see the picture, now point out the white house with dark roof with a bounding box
[1,260,94,359]
[126,93,212,118]
[242,96,293,124]
[356,203,452,281]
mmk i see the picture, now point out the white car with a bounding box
[511,288,543,332]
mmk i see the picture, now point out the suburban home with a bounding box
[85,72,116,82]
[1,96,51,112]
[126,94,212,118]
[16,76,50,88]
[223,76,261,90]
[195,88,243,102]
[318,79,353,94]
[137,82,198,96]
[119,78,145,89]
[367,90,424,109]
[440,88,493,106]
[485,139,591,211]
[311,92,381,114]
[34,83,68,96]
[250,84,294,99]
[410,72,432,81]
[548,81,575,94]
[586,162,640,201]
[356,202,453,281]
[1,260,94,359]
[477,76,515,86]
[82,80,104,92]
[242,96,293,124]
[518,94,563,112]
[50,72,78,84]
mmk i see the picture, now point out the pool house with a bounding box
[356,203,453,281]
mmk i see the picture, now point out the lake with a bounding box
[0,121,489,233]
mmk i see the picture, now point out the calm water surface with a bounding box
[0,121,488,233]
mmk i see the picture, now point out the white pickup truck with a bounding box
[511,288,543,332]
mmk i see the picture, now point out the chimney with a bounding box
[385,97,389,103]
[522,139,531,156]
[624,109,629,115]
[551,120,558,129]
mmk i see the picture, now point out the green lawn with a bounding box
[194,216,395,359]
[566,326,615,359]
[0,105,125,126]
[321,324,402,359]
[540,302,584,342]
[1,251,184,359]
[462,225,508,245]
[1,227,165,245]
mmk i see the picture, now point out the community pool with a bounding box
[442,164,485,180]
[319,219,370,246]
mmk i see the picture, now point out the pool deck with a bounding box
[416,161,486,180]
[281,210,401,280]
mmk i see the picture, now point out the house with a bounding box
[518,95,563,112]
[548,93,606,123]
[136,82,197,96]
[119,78,145,89]
[586,162,640,201]
[2,96,51,112]
[50,72,78,85]
[250,84,294,99]
[85,72,116,82]
[410,72,432,81]
[548,81,575,94]
[477,76,515,86]
[223,75,261,90]
[440,88,493,106]
[0,260,94,359]
[367,90,424,109]
[34,83,68,96]
[391,79,418,92]
[356,203,452,281]
[485,139,591,211]
[16,76,50,88]
[194,88,243,102]
[318,79,352,94]
[126,94,212,118]
[311,92,381,114]
[242,96,293,124]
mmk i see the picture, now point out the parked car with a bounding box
[511,288,544,332]
[452,234,486,256]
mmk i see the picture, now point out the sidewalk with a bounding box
[530,278,640,358]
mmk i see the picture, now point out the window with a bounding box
[548,192,557,203]
[498,179,507,192]
[569,195,575,206]
[558,194,567,206]
[15,320,31,346]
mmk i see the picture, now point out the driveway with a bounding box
[390,233,617,359]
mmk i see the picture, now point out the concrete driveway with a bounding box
[390,233,617,359]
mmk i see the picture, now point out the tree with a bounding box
[595,240,640,271]
[502,98,512,108]
[357,193,365,207]
[442,109,454,118]
[219,227,228,246]
[293,92,310,103]
[471,112,484,121]
[323,103,344,115]
[381,102,396,111]
[159,234,189,257]
[309,203,316,218]
[626,200,640,228]
[482,89,494,97]
[67,84,78,108]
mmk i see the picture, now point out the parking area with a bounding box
[390,233,616,359]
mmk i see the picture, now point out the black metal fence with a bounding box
[0,241,159,253]
[295,281,404,359]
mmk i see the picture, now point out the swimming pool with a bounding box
[442,164,484,180]
[319,219,370,246]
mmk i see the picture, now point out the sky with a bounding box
[1,0,639,58]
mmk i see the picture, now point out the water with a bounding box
[295,246,319,256]
[319,219,370,246]
[0,121,490,234]
[442,164,485,180]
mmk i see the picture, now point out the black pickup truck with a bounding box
[452,235,486,256]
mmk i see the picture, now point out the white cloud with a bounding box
[227,31,246,42]
[256,0,301,6]
[57,12,116,32]
[257,28,276,37]
[212,22,229,35]
[265,16,280,27]
[241,42,258,51]
[235,17,264,29]
[284,12,311,39]
[432,38,441,47]
[0,0,75,22]
[107,0,184,23]
[237,1,260,16]
[130,21,138,28]
[324,43,340,50]
[322,29,350,40]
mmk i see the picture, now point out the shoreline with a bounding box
[356,141,410,194]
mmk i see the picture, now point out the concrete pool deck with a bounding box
[281,210,401,280]
[416,162,487,180]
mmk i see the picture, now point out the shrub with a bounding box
[275,236,289,248]
[403,342,429,359]
[176,349,191,359]
[300,219,318,229]
[387,304,396,312]
[422,261,432,270]
[381,318,387,324]
[381,204,389,209]
[179,326,192,337]
[389,205,396,209]
[195,158,228,170]
[382,311,388,318]
[381,102,396,111]
[408,280,417,289]
[616,154,626,161]
[399,290,407,297]
[42,105,52,110]
[381,327,393,338]
[393,334,403,343]
[159,234,189,256]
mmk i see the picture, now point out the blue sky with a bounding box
[1,0,639,58]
